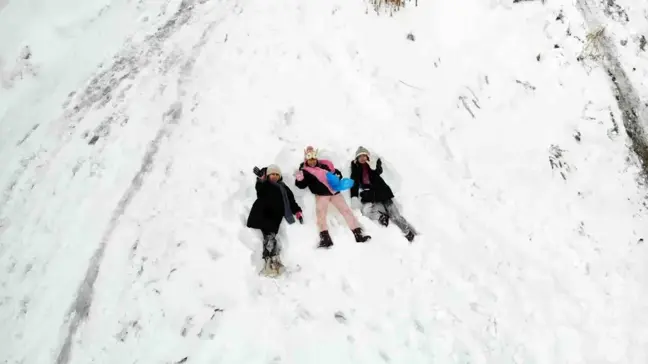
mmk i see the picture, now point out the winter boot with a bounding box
[261,244,285,276]
[405,230,416,243]
[378,213,389,227]
[352,227,371,243]
[318,230,334,248]
[261,256,273,276]
[261,255,283,277]
[269,255,285,274]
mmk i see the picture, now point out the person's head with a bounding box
[304,146,318,167]
[355,146,370,164]
[266,164,282,182]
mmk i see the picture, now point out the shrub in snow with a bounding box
[577,26,606,62]
[368,0,416,16]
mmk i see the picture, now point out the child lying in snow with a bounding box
[294,145,371,248]
[349,146,416,242]
[246,164,303,273]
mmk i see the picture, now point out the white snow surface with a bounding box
[1,0,648,363]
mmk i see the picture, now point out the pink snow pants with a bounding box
[315,194,359,231]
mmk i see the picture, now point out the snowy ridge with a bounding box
[1,0,648,363]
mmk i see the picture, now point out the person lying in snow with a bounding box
[349,146,417,242]
[294,145,371,248]
[247,164,303,273]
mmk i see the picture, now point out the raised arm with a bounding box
[253,166,269,197]
[255,178,269,198]
[375,158,383,175]
[294,163,308,189]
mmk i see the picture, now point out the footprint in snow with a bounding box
[334,311,347,323]
[340,277,353,295]
[379,351,391,362]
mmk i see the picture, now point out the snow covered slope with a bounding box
[1,0,648,363]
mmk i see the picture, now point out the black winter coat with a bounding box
[247,168,302,234]
[349,158,395,203]
[295,161,343,196]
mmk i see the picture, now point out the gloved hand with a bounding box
[295,211,303,224]
[350,197,362,210]
[253,166,263,177]
[295,170,304,181]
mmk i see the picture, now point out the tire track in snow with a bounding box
[0,151,41,244]
[15,123,40,147]
[53,0,226,359]
[65,0,197,128]
[2,0,198,235]
[55,102,183,364]
[53,0,203,362]
[576,0,648,180]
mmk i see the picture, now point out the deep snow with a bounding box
[1,0,648,363]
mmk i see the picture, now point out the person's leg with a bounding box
[384,200,416,241]
[261,229,284,275]
[330,194,359,230]
[315,195,331,232]
[315,196,334,247]
[361,202,388,226]
[261,230,278,259]
[331,194,370,242]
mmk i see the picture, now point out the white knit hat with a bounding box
[355,146,370,159]
[266,164,281,176]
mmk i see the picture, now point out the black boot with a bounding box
[352,227,371,243]
[318,230,334,248]
[405,231,414,243]
[405,230,415,243]
[378,213,389,227]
